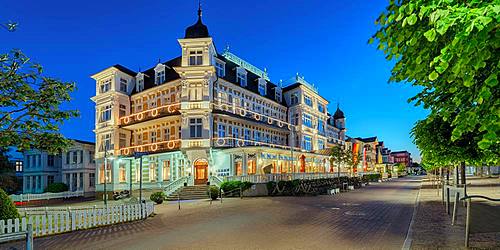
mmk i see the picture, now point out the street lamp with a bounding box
[103,142,114,206]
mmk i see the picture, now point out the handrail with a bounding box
[209,175,224,187]
[163,176,188,196]
[458,193,499,248]
[460,195,500,202]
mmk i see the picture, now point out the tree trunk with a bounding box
[460,161,466,185]
[488,166,492,177]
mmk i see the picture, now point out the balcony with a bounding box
[181,139,211,148]
[212,99,291,130]
[212,137,301,151]
[119,103,180,126]
[118,139,181,156]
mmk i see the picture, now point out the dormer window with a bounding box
[275,87,282,102]
[189,50,203,66]
[258,78,266,96]
[119,78,128,93]
[215,60,225,77]
[291,93,299,105]
[136,73,144,92]
[154,64,166,85]
[236,68,247,87]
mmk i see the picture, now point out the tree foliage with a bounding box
[0,149,19,194]
[0,188,20,221]
[0,50,79,153]
[371,0,499,159]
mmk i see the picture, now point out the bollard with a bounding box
[26,223,33,250]
[446,187,450,215]
[465,199,471,248]
[220,188,223,203]
[178,193,180,210]
[452,192,459,225]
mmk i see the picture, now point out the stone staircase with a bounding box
[166,185,214,201]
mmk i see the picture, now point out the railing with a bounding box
[0,224,33,250]
[163,176,189,197]
[226,172,349,183]
[119,102,180,126]
[0,203,154,238]
[212,137,301,151]
[10,191,84,202]
[209,175,224,187]
[460,194,500,248]
[119,139,181,156]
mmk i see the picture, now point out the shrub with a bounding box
[44,183,68,193]
[0,188,20,221]
[150,192,166,204]
[208,186,219,200]
[220,180,254,193]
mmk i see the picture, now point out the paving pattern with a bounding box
[2,177,422,250]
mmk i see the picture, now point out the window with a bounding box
[189,50,203,66]
[47,155,55,167]
[163,128,170,140]
[190,118,203,138]
[99,79,111,93]
[79,174,83,189]
[304,95,313,107]
[99,164,111,184]
[47,175,54,185]
[291,93,299,105]
[237,69,247,87]
[150,131,157,143]
[189,87,202,101]
[318,140,325,150]
[318,119,325,133]
[258,79,266,96]
[89,173,95,187]
[303,136,312,151]
[136,76,144,92]
[119,104,126,117]
[215,61,225,77]
[275,87,282,102]
[149,163,157,182]
[119,133,127,148]
[100,105,112,122]
[254,131,261,142]
[218,124,226,137]
[244,129,250,142]
[79,150,83,163]
[156,70,165,84]
[119,163,126,183]
[89,151,95,163]
[15,161,22,172]
[72,151,78,164]
[318,102,325,113]
[302,114,313,128]
[119,78,127,92]
[100,134,112,152]
[162,160,170,181]
[66,152,70,164]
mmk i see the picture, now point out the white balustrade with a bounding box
[225,172,349,183]
[9,191,84,202]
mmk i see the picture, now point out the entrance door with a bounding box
[194,159,208,185]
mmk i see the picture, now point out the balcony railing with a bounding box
[225,172,349,183]
[212,137,301,151]
[119,139,181,156]
[212,99,291,129]
[119,103,180,126]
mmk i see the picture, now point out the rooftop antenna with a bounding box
[198,0,202,18]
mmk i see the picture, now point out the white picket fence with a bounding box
[0,202,154,238]
[9,191,84,202]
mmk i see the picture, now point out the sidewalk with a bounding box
[409,176,500,249]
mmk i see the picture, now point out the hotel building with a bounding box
[90,7,347,197]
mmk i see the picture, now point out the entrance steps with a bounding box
[166,185,215,201]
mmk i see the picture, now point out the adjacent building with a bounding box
[90,7,348,197]
[391,150,413,169]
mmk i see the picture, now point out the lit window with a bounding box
[119,78,128,92]
[99,79,111,93]
[162,160,170,181]
[189,118,203,138]
[215,61,225,77]
[149,163,157,182]
[119,163,126,183]
[304,95,313,106]
[189,50,203,66]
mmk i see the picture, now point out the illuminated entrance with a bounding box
[194,159,208,185]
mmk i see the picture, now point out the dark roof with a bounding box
[391,150,411,155]
[216,54,286,106]
[131,57,182,95]
[333,105,345,119]
[356,136,378,143]
[184,6,209,39]
[72,139,95,145]
[113,64,136,76]
[282,82,301,92]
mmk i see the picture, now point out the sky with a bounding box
[1,0,428,161]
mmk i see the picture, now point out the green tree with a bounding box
[371,1,499,157]
[0,188,20,221]
[0,50,79,153]
[345,147,361,177]
[0,149,19,194]
[330,145,349,178]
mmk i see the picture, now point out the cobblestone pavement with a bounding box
[410,176,500,250]
[2,177,422,250]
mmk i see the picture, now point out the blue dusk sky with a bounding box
[1,0,428,161]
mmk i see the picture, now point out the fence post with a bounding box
[240,187,242,199]
[446,187,450,215]
[178,193,180,210]
[452,192,459,225]
[26,223,33,250]
[220,187,223,203]
[465,198,471,248]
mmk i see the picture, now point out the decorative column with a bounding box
[76,173,81,191]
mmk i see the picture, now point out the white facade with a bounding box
[61,140,96,196]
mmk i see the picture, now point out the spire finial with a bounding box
[198,0,202,18]
[337,102,340,109]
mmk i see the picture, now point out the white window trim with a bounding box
[236,67,247,87]
[154,64,166,85]
[215,58,226,77]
